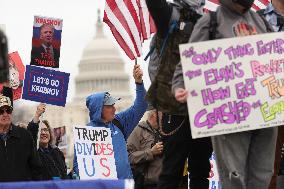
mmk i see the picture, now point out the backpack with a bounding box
[145,8,217,115]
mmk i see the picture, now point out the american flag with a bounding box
[103,0,156,60]
[103,0,270,60]
[205,0,270,11]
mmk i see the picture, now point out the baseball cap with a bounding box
[0,95,12,108]
[103,92,121,106]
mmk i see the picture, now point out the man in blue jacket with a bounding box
[73,64,147,179]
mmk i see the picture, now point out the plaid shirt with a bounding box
[263,3,284,32]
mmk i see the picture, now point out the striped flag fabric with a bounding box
[103,0,156,60]
[205,0,270,11]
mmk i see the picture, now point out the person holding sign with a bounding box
[145,0,213,189]
[172,0,277,189]
[27,103,68,180]
[0,95,42,181]
[31,24,60,68]
[261,1,284,189]
[73,64,147,179]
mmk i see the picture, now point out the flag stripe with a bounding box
[108,0,141,56]
[139,0,151,40]
[104,3,136,59]
[104,0,155,59]
[122,0,143,55]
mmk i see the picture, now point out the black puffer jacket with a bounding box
[0,125,42,181]
[27,121,67,180]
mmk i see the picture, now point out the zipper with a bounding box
[168,115,171,124]
[3,140,8,161]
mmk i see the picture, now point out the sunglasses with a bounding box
[0,107,13,115]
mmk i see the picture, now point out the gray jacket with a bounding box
[172,0,270,93]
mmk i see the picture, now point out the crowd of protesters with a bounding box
[0,1,284,189]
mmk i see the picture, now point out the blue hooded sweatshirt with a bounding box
[73,83,147,179]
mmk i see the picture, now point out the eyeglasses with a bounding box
[0,107,13,115]
[40,128,49,133]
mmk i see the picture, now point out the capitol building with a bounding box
[24,15,133,169]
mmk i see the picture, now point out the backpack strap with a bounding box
[159,20,179,58]
[256,9,265,16]
[112,118,127,140]
[209,11,218,40]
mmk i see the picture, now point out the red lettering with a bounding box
[209,162,214,178]
[100,158,110,177]
[95,143,113,155]
[36,17,40,24]
[35,17,61,27]
[106,144,114,155]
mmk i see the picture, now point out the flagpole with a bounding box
[135,58,137,65]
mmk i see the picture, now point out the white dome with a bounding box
[73,16,132,103]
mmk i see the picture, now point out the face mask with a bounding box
[182,0,205,8]
[233,0,254,9]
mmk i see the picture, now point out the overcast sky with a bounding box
[0,0,152,103]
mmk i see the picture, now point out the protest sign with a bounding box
[179,32,284,138]
[54,126,67,148]
[74,126,117,180]
[30,16,63,69]
[0,52,25,100]
[209,153,220,189]
[22,65,70,106]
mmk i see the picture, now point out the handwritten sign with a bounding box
[73,126,117,180]
[180,32,284,138]
[22,65,69,106]
[30,16,63,69]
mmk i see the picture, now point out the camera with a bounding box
[0,29,9,83]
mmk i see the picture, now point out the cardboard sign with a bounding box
[74,126,117,180]
[179,32,284,138]
[0,52,25,100]
[30,16,63,69]
[22,65,70,106]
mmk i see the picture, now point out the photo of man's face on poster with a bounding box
[30,16,63,69]
[40,24,54,47]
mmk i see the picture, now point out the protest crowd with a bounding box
[1,0,284,189]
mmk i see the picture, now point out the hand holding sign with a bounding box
[174,88,188,103]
